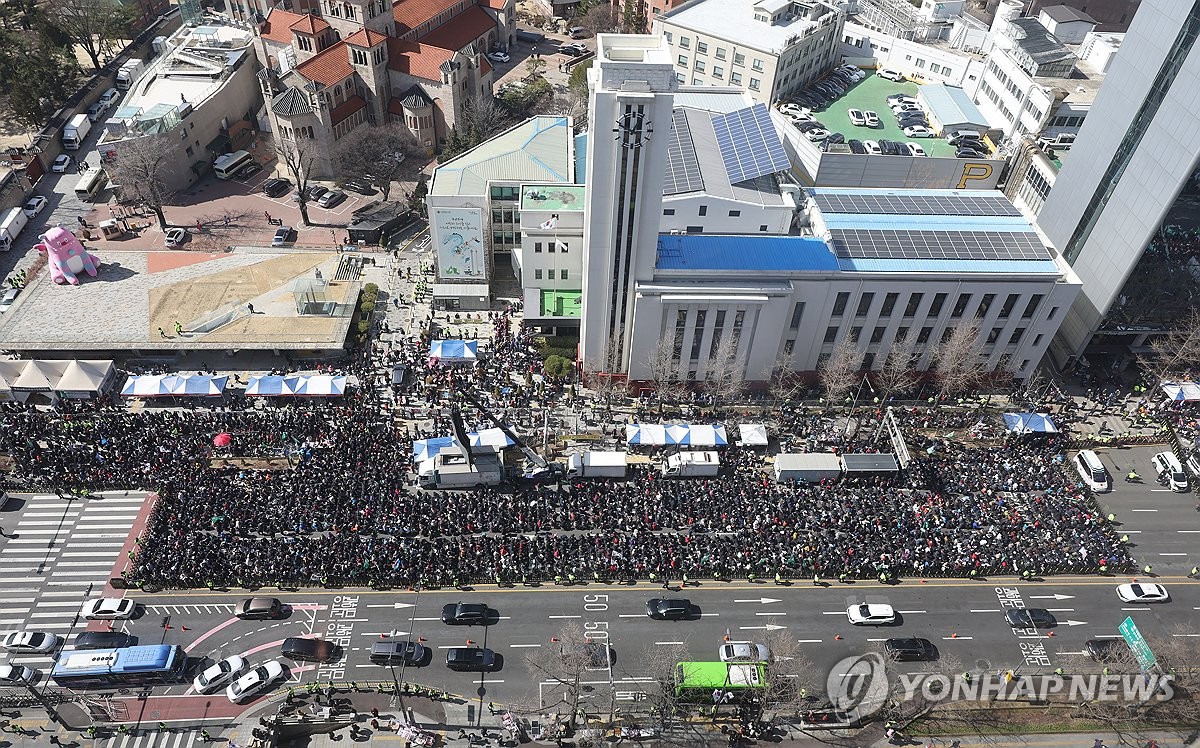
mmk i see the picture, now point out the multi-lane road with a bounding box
[0,444,1196,726]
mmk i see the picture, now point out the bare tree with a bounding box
[104,133,174,230]
[767,351,805,403]
[873,336,919,402]
[524,622,606,730]
[46,0,134,70]
[330,122,427,201]
[577,3,619,35]
[636,641,689,736]
[457,93,508,142]
[645,336,688,406]
[759,627,823,719]
[704,333,745,411]
[543,89,588,128]
[818,336,863,404]
[931,324,988,399]
[1140,308,1200,385]
[586,337,629,412]
[273,136,319,226]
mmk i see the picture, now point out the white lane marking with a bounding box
[1056,650,1087,655]
[42,591,100,597]
[71,524,136,530]
[942,636,973,640]
[410,617,441,621]
[866,638,887,642]
[754,612,785,616]
[0,619,27,625]
[1172,633,1200,637]
[1120,608,1147,612]
[1178,530,1200,533]
[897,610,926,614]
[797,639,822,643]
[617,614,643,618]
[1159,553,1188,556]
[35,602,84,608]
[821,611,845,615]
[970,609,1000,613]
[1129,509,1158,512]
[699,613,719,617]
[654,641,684,645]
[0,577,44,583]
[1046,609,1075,612]
[30,612,74,619]
[548,615,581,619]
[508,644,542,648]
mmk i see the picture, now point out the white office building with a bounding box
[654,0,845,105]
[579,34,1080,383]
[1039,0,1200,370]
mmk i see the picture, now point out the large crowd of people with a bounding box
[0,307,1134,589]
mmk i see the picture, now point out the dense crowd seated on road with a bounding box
[0,313,1131,589]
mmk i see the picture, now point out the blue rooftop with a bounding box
[656,234,839,272]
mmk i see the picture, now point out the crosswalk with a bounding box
[0,493,146,667]
[99,729,202,748]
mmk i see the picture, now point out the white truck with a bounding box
[0,207,29,252]
[774,453,843,483]
[565,451,628,480]
[62,113,91,150]
[418,450,504,489]
[660,451,720,478]
[116,59,145,90]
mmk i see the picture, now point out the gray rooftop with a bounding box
[659,0,835,55]
[1039,5,1098,25]
[430,116,573,196]
[1008,17,1077,66]
[664,107,783,205]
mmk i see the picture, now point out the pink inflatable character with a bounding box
[35,226,101,285]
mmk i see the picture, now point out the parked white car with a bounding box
[903,126,934,138]
[194,655,247,694]
[226,660,285,703]
[81,597,137,620]
[877,68,905,81]
[905,142,928,157]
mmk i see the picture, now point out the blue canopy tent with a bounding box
[245,375,294,397]
[1002,412,1058,434]
[428,340,478,364]
[625,424,728,446]
[177,374,228,397]
[413,437,460,461]
[1162,382,1200,402]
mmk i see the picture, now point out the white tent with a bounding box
[428,340,479,363]
[122,374,175,398]
[11,360,69,392]
[291,375,347,397]
[0,360,26,400]
[738,424,768,446]
[681,424,728,446]
[56,360,114,396]
[470,428,515,449]
[626,424,669,446]
[1162,382,1200,402]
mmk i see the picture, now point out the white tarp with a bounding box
[1162,382,1200,402]
[738,424,768,446]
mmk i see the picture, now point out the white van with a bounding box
[1151,452,1189,492]
[1074,449,1110,493]
[213,150,253,180]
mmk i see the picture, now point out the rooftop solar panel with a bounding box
[812,192,1021,217]
[828,228,1049,261]
[664,109,705,196]
[711,104,791,185]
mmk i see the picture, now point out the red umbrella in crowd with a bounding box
[213,432,232,448]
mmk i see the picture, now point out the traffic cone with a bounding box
[181,626,189,631]
[379,633,389,639]
[466,639,474,645]
[163,624,172,629]
[834,634,842,640]
[550,637,559,643]
[418,637,426,643]
[1047,631,1055,637]
[950,632,957,638]
[920,579,926,584]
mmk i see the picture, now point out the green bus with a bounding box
[674,661,768,700]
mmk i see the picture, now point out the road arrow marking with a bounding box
[739,624,786,631]
[1029,594,1074,600]
[366,603,416,609]
[1062,620,1088,627]
[734,598,782,604]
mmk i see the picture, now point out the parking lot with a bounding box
[784,71,968,158]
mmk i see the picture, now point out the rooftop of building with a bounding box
[102,20,253,142]
[1039,5,1098,25]
[1008,17,1076,66]
[919,82,987,127]
[0,249,360,352]
[659,0,840,56]
[665,106,786,205]
[429,116,574,196]
[1032,54,1106,103]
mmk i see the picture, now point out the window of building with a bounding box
[534,269,542,279]
[663,208,676,215]
[977,293,995,318]
[863,352,874,369]
[695,60,705,72]
[696,41,707,54]
[690,310,707,360]
[351,47,367,64]
[832,291,850,316]
[903,293,923,317]
[534,242,542,253]
[664,31,672,42]
[928,293,947,316]
[1022,294,1043,318]
[915,58,925,68]
[929,63,941,74]
[676,72,686,83]
[987,327,1002,344]
[824,326,838,343]
[849,326,862,342]
[686,225,704,232]
[1033,333,1043,346]
[712,66,724,79]
[490,186,519,200]
[693,77,703,85]
[1009,327,1026,345]
[917,327,932,344]
[896,326,909,342]
[789,301,805,329]
[679,36,690,49]
[728,209,740,217]
[999,293,1019,318]
[880,292,898,317]
[558,242,568,253]
[698,205,707,216]
[784,339,795,355]
[752,58,763,71]
[749,78,760,91]
[733,52,745,66]
[297,35,312,51]
[678,55,688,67]
[943,67,953,76]
[870,326,885,343]
[561,269,568,279]
[951,293,972,318]
[715,47,726,60]
[856,292,874,317]
[547,242,555,253]
[1047,306,1059,321]
[759,224,768,231]
[185,145,194,157]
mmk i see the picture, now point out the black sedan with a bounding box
[646,598,693,621]
[281,637,338,663]
[446,647,497,672]
[1005,608,1057,628]
[441,602,490,625]
[883,637,936,661]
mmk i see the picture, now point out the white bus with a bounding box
[213,150,253,180]
[74,168,108,201]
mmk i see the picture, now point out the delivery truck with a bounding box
[116,59,145,89]
[62,113,91,150]
[773,453,843,483]
[418,450,503,489]
[660,451,720,478]
[565,451,628,480]
[0,207,29,252]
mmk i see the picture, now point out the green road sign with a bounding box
[1119,616,1157,671]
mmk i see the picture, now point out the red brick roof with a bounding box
[331,95,367,124]
[387,38,455,80]
[345,28,388,47]
[479,57,492,76]
[290,14,331,35]
[388,97,406,116]
[420,5,494,51]
[479,0,507,8]
[295,41,354,86]
[393,0,460,35]
[261,9,308,43]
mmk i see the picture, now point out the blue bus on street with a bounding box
[50,644,186,687]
